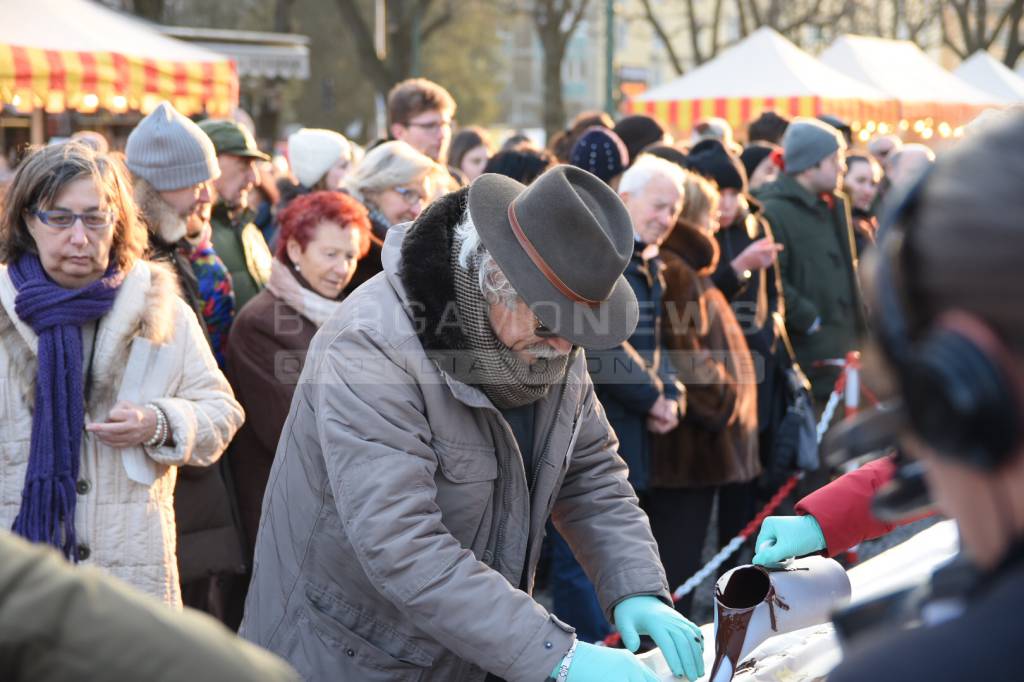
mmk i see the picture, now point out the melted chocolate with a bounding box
[710,566,790,682]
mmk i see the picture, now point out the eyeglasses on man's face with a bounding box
[404,117,453,134]
[30,208,115,230]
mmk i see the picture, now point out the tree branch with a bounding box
[685,0,705,64]
[639,0,686,74]
[421,0,456,42]
[711,0,725,56]
[332,0,396,91]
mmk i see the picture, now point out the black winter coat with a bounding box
[590,245,681,493]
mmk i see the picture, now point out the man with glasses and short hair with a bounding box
[387,77,465,185]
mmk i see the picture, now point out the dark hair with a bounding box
[748,112,790,144]
[482,145,556,185]
[387,78,456,127]
[846,154,873,173]
[276,191,372,266]
[501,133,532,151]
[549,110,614,162]
[448,127,493,171]
[0,141,146,273]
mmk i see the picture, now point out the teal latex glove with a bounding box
[552,641,659,682]
[753,515,827,566]
[613,595,704,681]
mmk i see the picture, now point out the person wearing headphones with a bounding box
[754,110,1024,680]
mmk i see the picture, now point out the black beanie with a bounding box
[740,141,780,180]
[642,144,689,170]
[613,115,666,166]
[685,139,747,193]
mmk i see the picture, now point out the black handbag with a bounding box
[766,312,820,480]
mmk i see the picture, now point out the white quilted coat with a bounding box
[0,259,244,608]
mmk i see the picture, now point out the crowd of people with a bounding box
[0,71,1021,682]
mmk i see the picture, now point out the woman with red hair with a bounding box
[225,191,370,559]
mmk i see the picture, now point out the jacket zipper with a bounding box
[492,368,571,576]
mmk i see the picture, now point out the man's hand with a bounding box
[732,237,784,274]
[557,641,659,682]
[614,596,704,681]
[753,515,827,566]
[86,401,159,448]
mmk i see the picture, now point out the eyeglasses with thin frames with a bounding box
[404,119,452,134]
[392,187,425,207]
[30,209,114,230]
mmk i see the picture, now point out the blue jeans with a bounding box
[548,525,612,643]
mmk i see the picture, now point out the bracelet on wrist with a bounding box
[144,403,169,448]
[555,638,578,682]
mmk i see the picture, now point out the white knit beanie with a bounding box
[288,128,352,188]
[125,101,220,191]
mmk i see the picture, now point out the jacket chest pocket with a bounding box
[432,435,499,547]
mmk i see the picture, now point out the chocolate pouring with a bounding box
[709,556,851,682]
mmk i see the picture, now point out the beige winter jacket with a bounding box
[0,259,244,607]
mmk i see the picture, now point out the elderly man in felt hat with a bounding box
[240,166,704,682]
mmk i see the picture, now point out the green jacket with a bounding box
[210,202,272,311]
[757,174,867,398]
[0,530,298,682]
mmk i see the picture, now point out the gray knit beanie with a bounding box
[782,117,845,175]
[126,102,220,191]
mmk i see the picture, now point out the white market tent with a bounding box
[820,34,1000,127]
[0,0,238,124]
[625,27,897,134]
[954,50,1024,103]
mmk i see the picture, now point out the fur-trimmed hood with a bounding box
[398,185,471,353]
[0,258,181,412]
[133,175,188,246]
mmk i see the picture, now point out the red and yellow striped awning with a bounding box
[624,95,901,138]
[0,44,238,117]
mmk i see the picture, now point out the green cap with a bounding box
[198,119,270,161]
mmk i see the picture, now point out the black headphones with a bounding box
[873,169,1021,470]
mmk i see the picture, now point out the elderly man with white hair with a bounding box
[240,165,704,682]
[886,143,936,191]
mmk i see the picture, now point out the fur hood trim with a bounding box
[398,186,471,353]
[0,258,181,412]
[134,175,188,246]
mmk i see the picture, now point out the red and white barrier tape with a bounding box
[600,354,868,647]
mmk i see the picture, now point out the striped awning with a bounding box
[0,0,239,117]
[0,45,238,117]
[624,95,901,136]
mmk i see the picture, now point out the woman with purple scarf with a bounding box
[0,142,243,608]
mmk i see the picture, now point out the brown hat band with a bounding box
[507,202,601,307]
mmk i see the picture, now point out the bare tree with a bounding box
[942,0,1024,67]
[1006,0,1024,67]
[641,0,855,75]
[132,0,166,22]
[516,0,592,138]
[274,0,297,32]
[332,0,457,99]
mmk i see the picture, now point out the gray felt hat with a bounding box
[126,102,220,191]
[468,164,639,350]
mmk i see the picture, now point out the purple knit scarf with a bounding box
[9,253,123,559]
